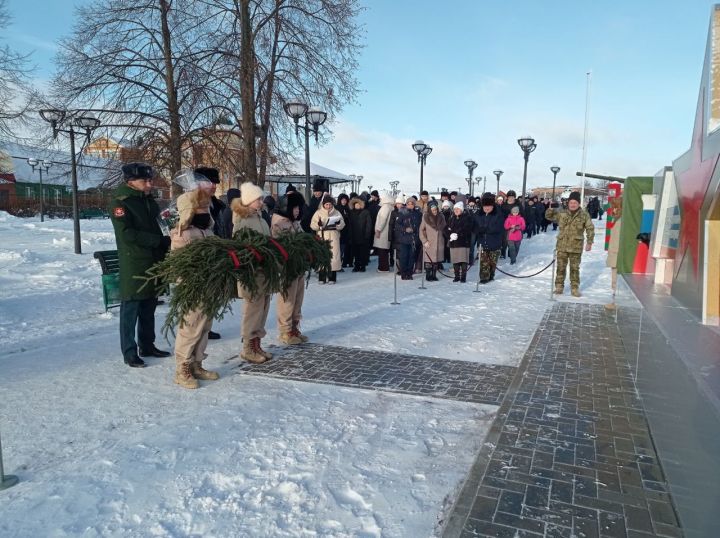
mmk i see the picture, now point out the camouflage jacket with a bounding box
[545,207,595,253]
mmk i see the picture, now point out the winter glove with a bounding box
[450,233,458,241]
[423,241,430,248]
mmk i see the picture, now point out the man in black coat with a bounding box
[348,197,374,271]
[474,192,506,283]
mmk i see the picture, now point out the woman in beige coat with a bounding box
[419,200,446,281]
[271,191,309,345]
[310,194,346,284]
[373,192,394,272]
[232,182,273,363]
[170,189,220,389]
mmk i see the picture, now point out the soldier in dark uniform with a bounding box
[110,163,172,368]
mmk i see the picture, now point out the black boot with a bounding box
[328,270,337,284]
[453,263,460,282]
[138,345,171,358]
[207,330,221,340]
[430,264,439,281]
[460,263,467,283]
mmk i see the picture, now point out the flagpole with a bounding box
[580,71,592,204]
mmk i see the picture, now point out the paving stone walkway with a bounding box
[236,343,516,406]
[442,303,683,538]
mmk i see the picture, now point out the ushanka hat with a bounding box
[194,166,220,184]
[122,162,154,181]
[481,192,496,206]
[569,191,581,203]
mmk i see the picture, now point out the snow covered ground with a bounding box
[0,212,638,537]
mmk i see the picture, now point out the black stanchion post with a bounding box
[474,246,483,293]
[0,430,19,491]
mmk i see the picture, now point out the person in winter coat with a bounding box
[474,192,506,283]
[545,191,595,297]
[110,162,171,369]
[311,194,346,283]
[271,191,310,344]
[441,199,453,263]
[388,196,405,269]
[419,200,446,281]
[444,201,473,282]
[336,193,352,268]
[466,198,480,265]
[393,198,419,280]
[232,182,274,363]
[500,190,521,258]
[220,188,241,239]
[524,198,537,238]
[348,197,374,272]
[301,180,325,232]
[373,192,394,272]
[170,189,220,389]
[504,206,526,265]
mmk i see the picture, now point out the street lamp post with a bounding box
[476,175,484,196]
[493,170,503,195]
[27,158,51,222]
[389,180,399,198]
[39,109,100,254]
[517,136,537,208]
[550,166,561,202]
[412,140,432,193]
[463,159,477,196]
[284,100,327,199]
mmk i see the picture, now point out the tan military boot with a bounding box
[240,339,266,364]
[291,325,309,343]
[554,285,564,295]
[571,287,581,297]
[279,331,303,345]
[255,338,273,359]
[190,361,219,380]
[174,362,199,389]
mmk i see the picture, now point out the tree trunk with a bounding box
[240,0,258,185]
[159,0,182,196]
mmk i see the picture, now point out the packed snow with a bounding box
[0,211,638,537]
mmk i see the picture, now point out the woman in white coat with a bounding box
[373,192,394,272]
[311,194,346,284]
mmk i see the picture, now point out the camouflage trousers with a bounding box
[555,251,582,289]
[479,249,500,282]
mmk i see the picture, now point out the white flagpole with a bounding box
[580,71,592,204]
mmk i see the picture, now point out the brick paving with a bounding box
[236,343,516,405]
[443,303,684,538]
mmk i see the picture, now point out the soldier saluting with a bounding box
[109,162,172,368]
[545,191,595,297]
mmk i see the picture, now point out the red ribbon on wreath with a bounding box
[246,245,263,262]
[267,237,289,262]
[227,249,241,269]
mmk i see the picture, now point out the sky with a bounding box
[5,0,718,195]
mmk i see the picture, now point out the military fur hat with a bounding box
[276,190,305,221]
[568,191,581,203]
[481,192,496,206]
[121,162,154,182]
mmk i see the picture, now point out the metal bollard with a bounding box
[0,430,19,491]
[391,260,400,305]
[418,263,426,290]
[473,246,483,293]
[550,248,557,300]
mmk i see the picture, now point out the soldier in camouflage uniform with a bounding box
[545,191,594,297]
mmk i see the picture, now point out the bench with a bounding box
[93,250,121,311]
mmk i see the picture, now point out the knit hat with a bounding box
[194,166,220,184]
[286,184,297,193]
[122,162,153,182]
[506,190,516,198]
[569,191,581,203]
[511,206,520,214]
[454,201,464,211]
[371,190,379,198]
[395,195,406,205]
[441,200,452,209]
[226,188,241,206]
[240,181,264,205]
[322,194,335,206]
[420,190,429,196]
[176,189,211,231]
[481,192,496,206]
[263,195,276,211]
[427,200,439,210]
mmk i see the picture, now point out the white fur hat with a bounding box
[454,201,464,211]
[240,181,264,206]
[395,195,406,205]
[441,200,452,209]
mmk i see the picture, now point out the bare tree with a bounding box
[0,0,34,139]
[52,0,243,185]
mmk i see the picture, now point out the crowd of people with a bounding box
[109,164,596,388]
